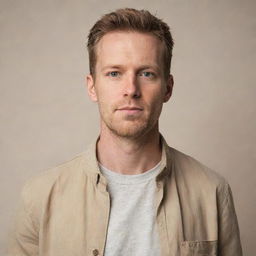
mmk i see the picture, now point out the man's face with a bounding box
[87,31,173,139]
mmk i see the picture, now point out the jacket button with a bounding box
[92,249,99,256]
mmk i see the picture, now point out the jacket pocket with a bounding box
[180,240,217,255]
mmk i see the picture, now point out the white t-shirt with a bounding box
[99,161,162,256]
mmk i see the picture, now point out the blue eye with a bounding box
[107,71,120,77]
[140,71,154,78]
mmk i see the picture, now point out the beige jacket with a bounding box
[8,137,243,256]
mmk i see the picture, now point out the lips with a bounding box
[116,106,143,114]
[117,106,143,111]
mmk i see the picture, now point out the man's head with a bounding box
[86,8,174,139]
[87,8,174,79]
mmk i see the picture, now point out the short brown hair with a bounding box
[87,8,174,78]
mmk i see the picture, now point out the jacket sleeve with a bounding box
[8,183,39,256]
[217,182,243,256]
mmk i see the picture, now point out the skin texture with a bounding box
[87,31,173,174]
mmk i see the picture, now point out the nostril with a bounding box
[133,93,140,98]
[123,84,141,98]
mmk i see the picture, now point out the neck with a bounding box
[97,125,162,175]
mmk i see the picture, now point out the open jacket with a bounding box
[8,137,243,256]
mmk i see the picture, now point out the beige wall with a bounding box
[1,0,255,254]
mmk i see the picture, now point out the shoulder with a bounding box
[166,146,235,212]
[167,146,228,191]
[20,151,88,211]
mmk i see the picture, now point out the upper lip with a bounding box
[117,106,143,110]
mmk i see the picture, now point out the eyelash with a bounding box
[106,71,156,78]
[106,71,120,77]
[140,71,155,78]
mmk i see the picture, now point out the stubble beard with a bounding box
[100,108,160,140]
[107,119,149,139]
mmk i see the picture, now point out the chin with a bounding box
[108,121,155,139]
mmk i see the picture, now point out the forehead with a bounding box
[95,31,165,69]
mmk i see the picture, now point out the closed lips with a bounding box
[117,106,143,111]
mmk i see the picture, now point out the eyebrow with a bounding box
[101,65,124,72]
[101,64,161,73]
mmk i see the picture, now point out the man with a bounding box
[9,8,242,256]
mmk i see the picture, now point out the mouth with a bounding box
[116,106,143,114]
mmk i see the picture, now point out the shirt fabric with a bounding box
[8,135,243,256]
[99,161,161,256]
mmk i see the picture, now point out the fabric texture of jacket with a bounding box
[8,137,243,256]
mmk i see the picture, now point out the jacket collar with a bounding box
[156,134,173,182]
[81,134,173,185]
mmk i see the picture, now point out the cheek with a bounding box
[148,91,165,114]
[96,80,120,99]
[146,88,164,105]
[96,90,118,113]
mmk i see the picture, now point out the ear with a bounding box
[86,74,98,102]
[163,74,174,103]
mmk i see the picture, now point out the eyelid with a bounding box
[105,70,157,78]
[106,71,121,77]
[139,71,156,77]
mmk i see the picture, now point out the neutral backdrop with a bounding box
[1,0,255,255]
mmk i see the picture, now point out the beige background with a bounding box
[1,0,255,255]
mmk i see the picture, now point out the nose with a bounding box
[123,74,141,99]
